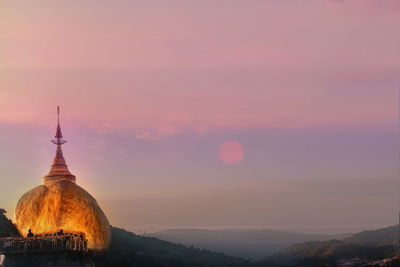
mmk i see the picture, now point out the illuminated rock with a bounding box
[14,107,111,250]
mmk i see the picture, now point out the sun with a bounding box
[218,141,245,164]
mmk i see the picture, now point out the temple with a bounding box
[14,107,111,250]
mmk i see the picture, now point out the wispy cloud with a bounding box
[135,131,167,141]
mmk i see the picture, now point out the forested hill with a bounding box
[93,227,262,267]
[263,225,400,266]
[344,225,398,246]
[0,209,20,237]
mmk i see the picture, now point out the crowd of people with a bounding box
[0,229,88,253]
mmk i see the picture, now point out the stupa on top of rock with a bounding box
[14,106,111,250]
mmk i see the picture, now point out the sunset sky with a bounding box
[1,0,399,234]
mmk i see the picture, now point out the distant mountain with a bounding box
[344,225,398,246]
[150,228,350,260]
[263,225,400,266]
[93,227,258,267]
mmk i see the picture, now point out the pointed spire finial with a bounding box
[44,106,76,185]
[52,106,66,145]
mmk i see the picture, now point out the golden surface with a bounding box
[15,180,111,250]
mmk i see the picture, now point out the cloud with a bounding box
[329,0,400,10]
[135,131,166,141]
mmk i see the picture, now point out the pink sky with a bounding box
[1,0,399,131]
[0,0,399,233]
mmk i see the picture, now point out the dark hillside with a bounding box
[344,225,398,246]
[94,227,258,267]
[262,225,400,267]
[0,209,20,237]
[264,240,396,266]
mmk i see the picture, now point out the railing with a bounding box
[0,235,88,254]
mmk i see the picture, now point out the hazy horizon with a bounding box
[1,0,399,236]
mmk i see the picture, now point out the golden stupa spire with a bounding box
[44,106,76,185]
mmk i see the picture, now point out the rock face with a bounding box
[15,181,111,250]
[14,109,111,250]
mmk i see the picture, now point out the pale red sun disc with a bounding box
[218,141,244,164]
